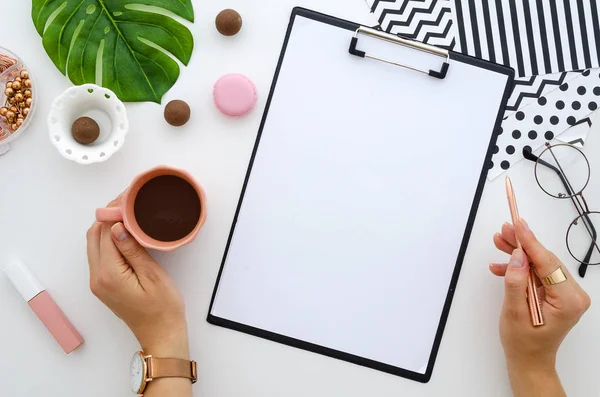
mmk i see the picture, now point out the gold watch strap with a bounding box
[146,356,197,384]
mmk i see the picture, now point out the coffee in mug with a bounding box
[96,166,206,251]
[134,175,201,242]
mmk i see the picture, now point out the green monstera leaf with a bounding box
[32,0,194,103]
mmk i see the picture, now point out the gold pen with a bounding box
[505,177,545,327]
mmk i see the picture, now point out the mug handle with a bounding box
[96,207,123,222]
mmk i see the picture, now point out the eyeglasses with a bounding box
[523,143,599,278]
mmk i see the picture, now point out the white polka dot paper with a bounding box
[489,69,600,179]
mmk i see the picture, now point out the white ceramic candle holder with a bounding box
[48,84,128,165]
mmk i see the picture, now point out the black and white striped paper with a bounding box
[454,0,600,77]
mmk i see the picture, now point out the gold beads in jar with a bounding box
[0,69,32,132]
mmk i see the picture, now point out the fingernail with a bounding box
[503,222,514,231]
[519,218,530,232]
[509,249,524,268]
[111,223,129,241]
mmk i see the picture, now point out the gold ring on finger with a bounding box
[542,266,568,286]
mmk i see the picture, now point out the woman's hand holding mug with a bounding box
[88,197,189,359]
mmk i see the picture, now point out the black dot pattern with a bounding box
[491,72,600,177]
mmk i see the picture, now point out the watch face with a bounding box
[130,352,145,393]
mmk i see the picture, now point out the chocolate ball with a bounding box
[72,116,100,145]
[216,9,242,36]
[164,100,191,126]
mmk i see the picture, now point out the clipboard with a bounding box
[208,7,514,383]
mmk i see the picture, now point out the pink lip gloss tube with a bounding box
[4,260,84,354]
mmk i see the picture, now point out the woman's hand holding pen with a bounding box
[491,219,591,397]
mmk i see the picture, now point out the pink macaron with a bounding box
[213,74,257,117]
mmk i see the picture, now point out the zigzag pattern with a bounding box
[567,138,585,146]
[505,72,570,112]
[370,0,420,15]
[389,8,453,45]
[379,0,438,26]
[367,0,456,50]
[370,0,402,12]
[572,117,593,128]
[387,6,450,33]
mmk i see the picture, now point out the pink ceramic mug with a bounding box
[95,166,207,251]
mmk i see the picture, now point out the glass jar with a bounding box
[0,46,35,147]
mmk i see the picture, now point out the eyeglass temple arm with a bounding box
[579,215,597,277]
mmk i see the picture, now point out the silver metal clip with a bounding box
[349,26,450,79]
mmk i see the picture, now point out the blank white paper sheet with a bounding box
[209,8,512,382]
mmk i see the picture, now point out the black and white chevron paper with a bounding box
[367,0,457,50]
[505,72,571,112]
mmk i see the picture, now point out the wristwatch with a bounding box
[130,351,197,395]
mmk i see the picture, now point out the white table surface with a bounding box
[1,1,599,396]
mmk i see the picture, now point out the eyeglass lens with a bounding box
[535,144,590,199]
[567,212,600,266]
